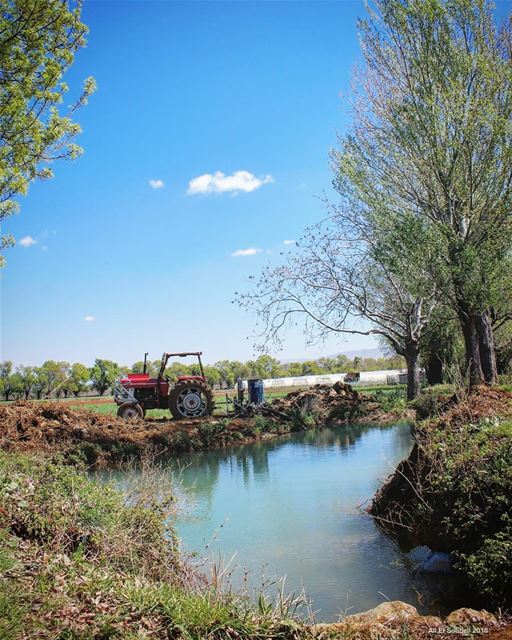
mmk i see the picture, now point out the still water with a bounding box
[102,423,457,621]
[169,422,427,620]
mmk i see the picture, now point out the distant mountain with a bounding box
[281,347,385,363]
[329,347,385,359]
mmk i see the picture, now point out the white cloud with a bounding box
[231,248,263,257]
[149,179,164,189]
[84,315,96,322]
[19,235,37,248]
[187,170,274,195]
[283,239,296,245]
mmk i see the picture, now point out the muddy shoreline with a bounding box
[0,384,410,466]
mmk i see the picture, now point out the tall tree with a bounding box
[239,211,438,399]
[40,360,69,397]
[65,362,90,397]
[336,0,512,385]
[32,366,48,400]
[90,359,119,396]
[16,364,36,399]
[0,360,12,398]
[0,0,95,265]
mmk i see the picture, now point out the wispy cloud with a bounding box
[231,248,263,257]
[84,315,96,322]
[149,179,164,189]
[187,171,274,196]
[19,235,37,248]
[283,239,296,245]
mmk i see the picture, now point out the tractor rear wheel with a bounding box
[168,380,214,419]
[117,403,144,420]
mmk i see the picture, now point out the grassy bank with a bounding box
[0,451,305,640]
[371,386,512,610]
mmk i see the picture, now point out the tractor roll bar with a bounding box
[158,352,205,379]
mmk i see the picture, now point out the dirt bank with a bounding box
[0,384,392,465]
[371,385,512,611]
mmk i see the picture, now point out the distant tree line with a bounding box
[0,353,405,401]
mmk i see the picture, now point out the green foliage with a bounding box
[37,360,70,397]
[411,389,446,419]
[252,414,275,432]
[197,420,226,445]
[371,388,407,413]
[0,452,175,574]
[375,413,512,608]
[64,363,90,397]
[89,359,119,396]
[0,0,95,266]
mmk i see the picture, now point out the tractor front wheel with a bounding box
[117,403,144,420]
[169,380,214,419]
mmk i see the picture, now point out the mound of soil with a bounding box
[436,385,512,426]
[0,402,288,465]
[0,401,144,450]
[270,382,365,421]
[0,383,376,464]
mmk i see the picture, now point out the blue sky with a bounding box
[2,0,382,367]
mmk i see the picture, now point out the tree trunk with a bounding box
[475,313,498,385]
[425,351,443,386]
[405,345,421,400]
[460,313,485,387]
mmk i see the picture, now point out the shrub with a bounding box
[372,414,512,609]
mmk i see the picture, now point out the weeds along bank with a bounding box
[0,452,306,640]
[371,385,512,610]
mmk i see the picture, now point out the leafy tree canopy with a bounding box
[0,0,95,265]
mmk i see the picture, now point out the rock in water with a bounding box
[446,608,498,626]
[407,545,433,567]
[421,551,453,575]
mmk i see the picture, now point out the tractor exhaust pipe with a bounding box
[143,352,148,375]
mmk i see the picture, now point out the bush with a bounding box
[413,391,439,419]
[372,413,512,609]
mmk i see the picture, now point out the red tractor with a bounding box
[114,352,214,420]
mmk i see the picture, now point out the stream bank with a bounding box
[0,451,508,639]
[371,385,512,611]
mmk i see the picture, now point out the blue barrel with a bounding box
[247,379,264,405]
